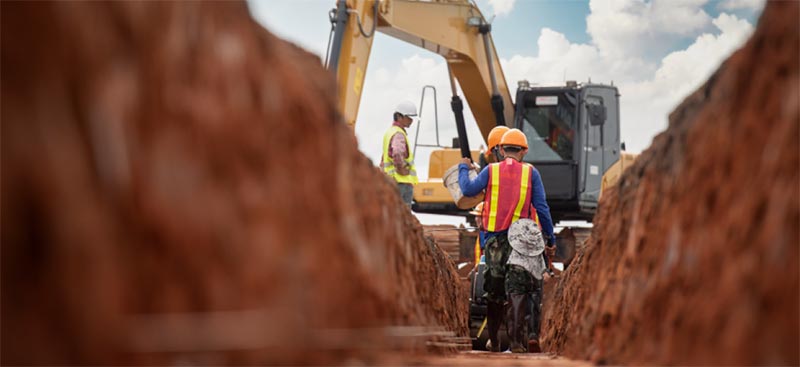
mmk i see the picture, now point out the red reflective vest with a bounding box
[482,158,540,232]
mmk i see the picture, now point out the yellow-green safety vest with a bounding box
[382,125,418,184]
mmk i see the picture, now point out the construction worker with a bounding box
[475,125,511,251]
[478,125,509,169]
[381,101,418,206]
[470,125,511,263]
[457,128,555,352]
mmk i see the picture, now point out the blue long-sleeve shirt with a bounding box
[458,161,555,241]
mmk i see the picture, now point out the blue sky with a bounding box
[476,0,592,56]
[247,0,764,224]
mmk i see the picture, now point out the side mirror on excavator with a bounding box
[588,104,606,126]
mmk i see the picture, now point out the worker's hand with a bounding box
[543,271,552,281]
[460,157,472,166]
[545,244,556,259]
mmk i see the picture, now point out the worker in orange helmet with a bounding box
[483,125,509,163]
[475,126,510,253]
[458,128,555,353]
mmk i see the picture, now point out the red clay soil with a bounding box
[423,225,464,261]
[1,2,466,365]
[422,224,479,263]
[542,2,799,365]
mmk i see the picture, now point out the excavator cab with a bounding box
[411,80,624,231]
[514,81,622,224]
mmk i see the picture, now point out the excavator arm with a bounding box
[326,0,515,144]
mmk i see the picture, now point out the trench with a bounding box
[1,1,797,365]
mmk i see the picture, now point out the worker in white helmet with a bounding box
[381,101,419,206]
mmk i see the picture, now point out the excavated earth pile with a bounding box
[542,2,799,365]
[423,225,464,261]
[1,1,467,365]
[422,224,477,264]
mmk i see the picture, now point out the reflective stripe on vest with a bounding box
[381,125,418,184]
[511,165,531,223]
[482,158,538,232]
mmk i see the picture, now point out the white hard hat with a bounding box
[395,101,417,117]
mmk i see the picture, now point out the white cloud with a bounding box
[501,11,755,153]
[625,12,754,123]
[488,0,516,17]
[501,27,654,88]
[718,0,765,11]
[587,0,713,59]
[652,13,753,94]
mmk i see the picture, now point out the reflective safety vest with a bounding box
[382,125,418,184]
[482,158,540,232]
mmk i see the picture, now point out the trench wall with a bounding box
[542,2,799,365]
[1,2,467,365]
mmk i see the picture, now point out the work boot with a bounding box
[528,339,542,353]
[486,301,504,352]
[508,293,529,353]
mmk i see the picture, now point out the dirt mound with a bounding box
[423,225,464,261]
[422,225,478,263]
[542,2,799,365]
[1,2,466,365]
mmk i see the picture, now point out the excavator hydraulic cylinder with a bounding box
[451,96,472,160]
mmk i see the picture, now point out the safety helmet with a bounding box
[486,126,510,151]
[394,101,418,117]
[499,128,528,149]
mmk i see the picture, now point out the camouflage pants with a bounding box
[505,265,544,341]
[482,233,511,303]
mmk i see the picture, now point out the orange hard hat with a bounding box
[486,126,510,151]
[500,128,528,149]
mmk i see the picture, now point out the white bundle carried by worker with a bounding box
[507,218,547,280]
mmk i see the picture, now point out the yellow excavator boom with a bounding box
[328,0,514,138]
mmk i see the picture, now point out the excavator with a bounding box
[325,0,636,349]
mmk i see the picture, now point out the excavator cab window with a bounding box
[518,92,577,161]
